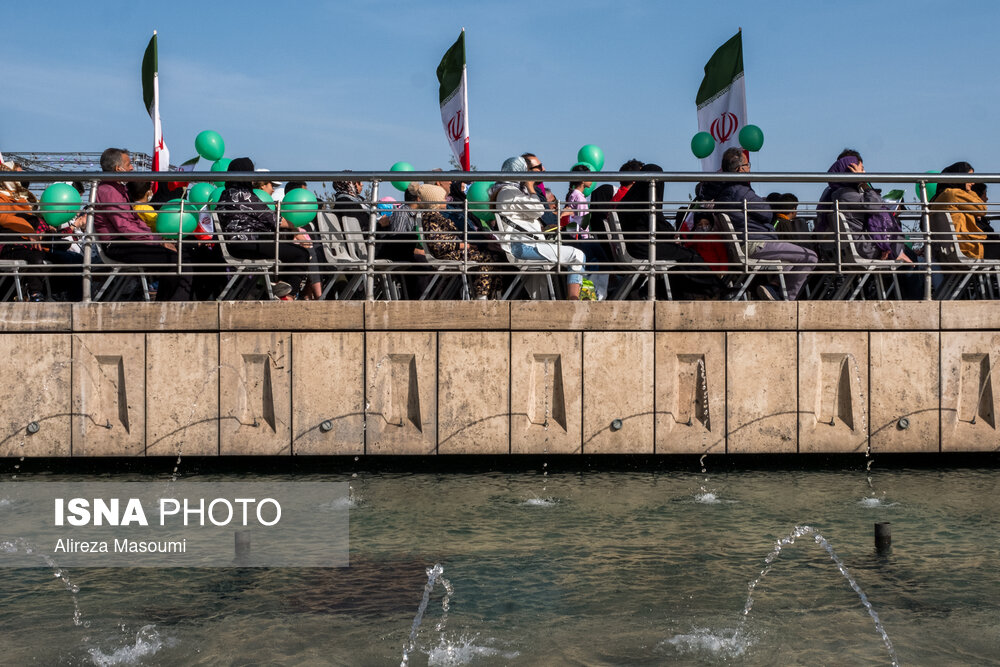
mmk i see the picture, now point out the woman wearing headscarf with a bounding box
[816,150,920,298]
[489,156,585,299]
[932,161,987,260]
[217,157,311,299]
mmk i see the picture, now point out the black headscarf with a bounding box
[226,157,255,189]
[934,161,974,201]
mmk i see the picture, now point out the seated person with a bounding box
[698,148,816,300]
[216,157,311,299]
[970,183,1000,260]
[621,163,728,299]
[0,162,84,300]
[816,149,920,298]
[490,156,586,300]
[93,147,194,301]
[932,161,987,260]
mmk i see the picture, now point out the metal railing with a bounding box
[1,169,997,302]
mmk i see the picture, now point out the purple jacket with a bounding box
[94,181,162,244]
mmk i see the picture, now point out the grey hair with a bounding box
[721,147,744,174]
[100,147,129,172]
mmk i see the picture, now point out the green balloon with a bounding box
[691,131,716,159]
[738,125,764,152]
[208,186,225,210]
[187,182,215,206]
[195,130,225,161]
[281,188,319,227]
[156,199,197,237]
[390,161,414,192]
[915,171,940,201]
[210,158,232,187]
[39,183,82,226]
[577,144,604,171]
[253,188,276,211]
[466,181,495,222]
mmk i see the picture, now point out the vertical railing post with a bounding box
[366,179,379,300]
[919,181,932,300]
[647,179,656,301]
[462,193,469,299]
[834,198,842,282]
[177,198,185,280]
[743,198,750,273]
[81,179,99,303]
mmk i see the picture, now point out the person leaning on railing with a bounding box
[94,148,196,301]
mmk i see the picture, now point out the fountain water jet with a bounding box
[738,525,898,666]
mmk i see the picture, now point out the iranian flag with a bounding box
[696,31,747,172]
[141,31,170,192]
[436,30,470,171]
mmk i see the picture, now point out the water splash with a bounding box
[427,635,519,666]
[859,497,897,508]
[87,624,164,666]
[523,497,558,507]
[694,492,720,504]
[740,525,898,666]
[662,627,749,658]
[401,563,450,666]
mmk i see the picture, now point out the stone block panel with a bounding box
[0,304,71,332]
[656,302,796,331]
[219,333,292,455]
[73,302,219,331]
[941,302,1000,330]
[655,332,726,454]
[870,331,938,453]
[798,332,869,453]
[0,334,71,457]
[727,332,797,453]
[220,301,364,330]
[366,301,509,330]
[798,301,939,331]
[438,332,509,454]
[512,302,653,331]
[511,332,582,454]
[146,333,219,457]
[583,332,654,453]
[365,332,437,455]
[941,332,1000,452]
[71,334,145,456]
[291,332,365,455]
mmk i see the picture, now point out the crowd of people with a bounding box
[0,146,995,302]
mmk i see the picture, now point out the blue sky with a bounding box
[5,0,998,201]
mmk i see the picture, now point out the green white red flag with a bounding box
[437,30,470,171]
[141,31,170,191]
[696,31,747,172]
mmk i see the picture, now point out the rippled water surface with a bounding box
[0,466,998,665]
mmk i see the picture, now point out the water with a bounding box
[0,467,998,664]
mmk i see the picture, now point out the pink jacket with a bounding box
[94,181,162,244]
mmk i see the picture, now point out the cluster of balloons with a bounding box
[191,129,318,228]
[690,124,765,159]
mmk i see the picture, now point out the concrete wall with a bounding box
[1,300,997,456]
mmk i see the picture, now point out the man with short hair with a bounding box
[698,147,816,300]
[94,147,193,300]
